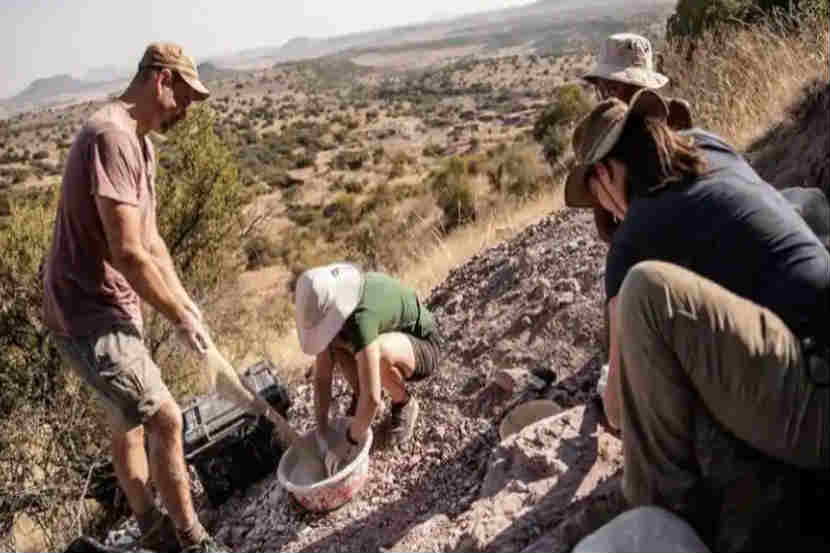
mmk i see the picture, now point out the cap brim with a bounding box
[565,164,597,209]
[180,72,210,101]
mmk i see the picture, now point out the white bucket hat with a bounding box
[295,263,364,356]
[583,33,668,90]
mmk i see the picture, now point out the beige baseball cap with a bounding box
[583,33,668,90]
[294,263,364,356]
[565,89,669,208]
[138,42,210,100]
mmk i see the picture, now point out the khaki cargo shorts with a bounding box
[53,325,173,431]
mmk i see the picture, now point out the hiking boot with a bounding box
[389,396,419,446]
[181,536,230,553]
[138,510,180,553]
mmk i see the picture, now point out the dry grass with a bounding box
[661,6,828,150]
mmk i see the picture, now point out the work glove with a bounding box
[324,423,364,477]
[176,309,209,356]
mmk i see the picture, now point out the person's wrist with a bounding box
[346,426,359,445]
[173,305,193,327]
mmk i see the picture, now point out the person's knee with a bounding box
[618,261,676,335]
[146,399,183,439]
[376,333,415,375]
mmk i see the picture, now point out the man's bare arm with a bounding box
[147,224,198,315]
[96,195,189,326]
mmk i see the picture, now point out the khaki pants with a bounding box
[616,261,829,513]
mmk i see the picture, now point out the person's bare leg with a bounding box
[375,333,420,444]
[144,398,205,546]
[110,424,155,520]
[376,332,416,403]
[332,346,360,394]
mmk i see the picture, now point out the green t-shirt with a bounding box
[338,272,436,352]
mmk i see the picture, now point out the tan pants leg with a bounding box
[616,261,829,512]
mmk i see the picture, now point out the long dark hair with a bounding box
[607,115,707,201]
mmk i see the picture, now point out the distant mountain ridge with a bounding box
[2,0,671,115]
[14,74,90,103]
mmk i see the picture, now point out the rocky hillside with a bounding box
[98,77,830,553]
[175,79,830,553]
[197,208,618,553]
[749,80,830,198]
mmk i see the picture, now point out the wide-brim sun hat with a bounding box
[583,33,668,90]
[565,89,669,208]
[295,263,363,356]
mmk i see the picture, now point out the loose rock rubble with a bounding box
[182,208,616,553]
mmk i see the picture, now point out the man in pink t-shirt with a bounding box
[43,42,227,553]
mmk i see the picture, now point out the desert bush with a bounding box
[331,149,368,171]
[10,168,31,184]
[491,145,551,197]
[143,105,248,367]
[372,146,385,164]
[532,84,591,166]
[359,181,395,216]
[323,193,358,236]
[243,234,281,270]
[295,155,314,169]
[423,141,445,157]
[388,150,414,179]
[430,157,476,229]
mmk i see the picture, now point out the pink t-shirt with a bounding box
[43,102,156,337]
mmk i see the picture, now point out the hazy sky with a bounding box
[2,0,537,99]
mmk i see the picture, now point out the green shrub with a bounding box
[532,84,591,166]
[490,146,549,197]
[331,149,368,171]
[423,141,446,157]
[431,157,476,229]
[323,193,358,235]
[243,234,281,270]
[295,154,314,169]
[145,105,247,359]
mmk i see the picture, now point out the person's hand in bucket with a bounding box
[324,424,364,477]
[315,428,330,459]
